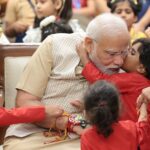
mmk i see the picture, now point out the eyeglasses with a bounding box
[92,38,130,58]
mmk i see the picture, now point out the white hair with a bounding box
[86,13,129,41]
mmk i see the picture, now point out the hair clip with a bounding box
[40,16,56,28]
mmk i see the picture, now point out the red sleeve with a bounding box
[136,121,150,145]
[0,106,45,126]
[81,134,91,150]
[82,62,111,84]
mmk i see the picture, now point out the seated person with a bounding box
[3,13,130,150]
[24,0,84,43]
[4,0,36,42]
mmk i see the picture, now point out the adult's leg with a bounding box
[3,132,80,150]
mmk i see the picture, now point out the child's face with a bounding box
[113,1,137,30]
[35,0,60,19]
[122,43,141,72]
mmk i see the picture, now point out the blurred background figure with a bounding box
[3,0,36,42]
[108,0,147,43]
[72,0,96,30]
[24,0,84,43]
[94,0,110,14]
[0,0,8,19]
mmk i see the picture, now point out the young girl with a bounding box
[24,0,84,43]
[81,80,149,150]
[108,0,147,43]
[77,38,150,150]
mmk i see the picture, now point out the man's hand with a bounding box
[12,22,28,33]
[70,100,84,112]
[36,105,64,129]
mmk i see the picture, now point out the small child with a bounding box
[108,0,147,43]
[24,0,84,43]
[77,38,150,150]
[81,80,149,150]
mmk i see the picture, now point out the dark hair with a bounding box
[41,19,73,41]
[132,38,150,79]
[34,0,72,27]
[108,0,142,16]
[84,80,120,138]
[53,0,73,23]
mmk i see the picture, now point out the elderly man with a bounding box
[3,13,130,150]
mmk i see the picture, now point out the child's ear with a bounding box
[55,0,63,10]
[136,64,146,74]
[84,37,94,54]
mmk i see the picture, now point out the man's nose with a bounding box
[114,55,124,66]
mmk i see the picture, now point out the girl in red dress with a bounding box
[81,80,149,150]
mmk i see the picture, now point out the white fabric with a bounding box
[0,33,10,44]
[23,19,85,43]
[0,145,3,150]
[4,57,31,108]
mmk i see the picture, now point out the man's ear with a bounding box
[136,64,146,74]
[84,37,94,54]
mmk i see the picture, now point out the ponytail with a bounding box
[84,80,120,138]
[90,103,114,137]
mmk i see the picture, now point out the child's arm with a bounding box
[138,103,148,122]
[136,102,150,145]
[77,42,113,84]
[0,106,45,126]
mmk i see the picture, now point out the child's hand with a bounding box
[145,27,150,38]
[0,97,4,107]
[138,102,148,122]
[136,87,150,109]
[76,42,90,66]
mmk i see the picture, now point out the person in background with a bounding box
[94,0,110,15]
[24,0,84,43]
[4,0,36,42]
[108,0,147,43]
[134,6,150,32]
[0,0,8,19]
[81,80,149,150]
[72,0,96,17]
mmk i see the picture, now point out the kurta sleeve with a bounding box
[16,36,53,98]
[0,106,45,126]
[136,121,150,145]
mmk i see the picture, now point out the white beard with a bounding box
[89,53,118,75]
